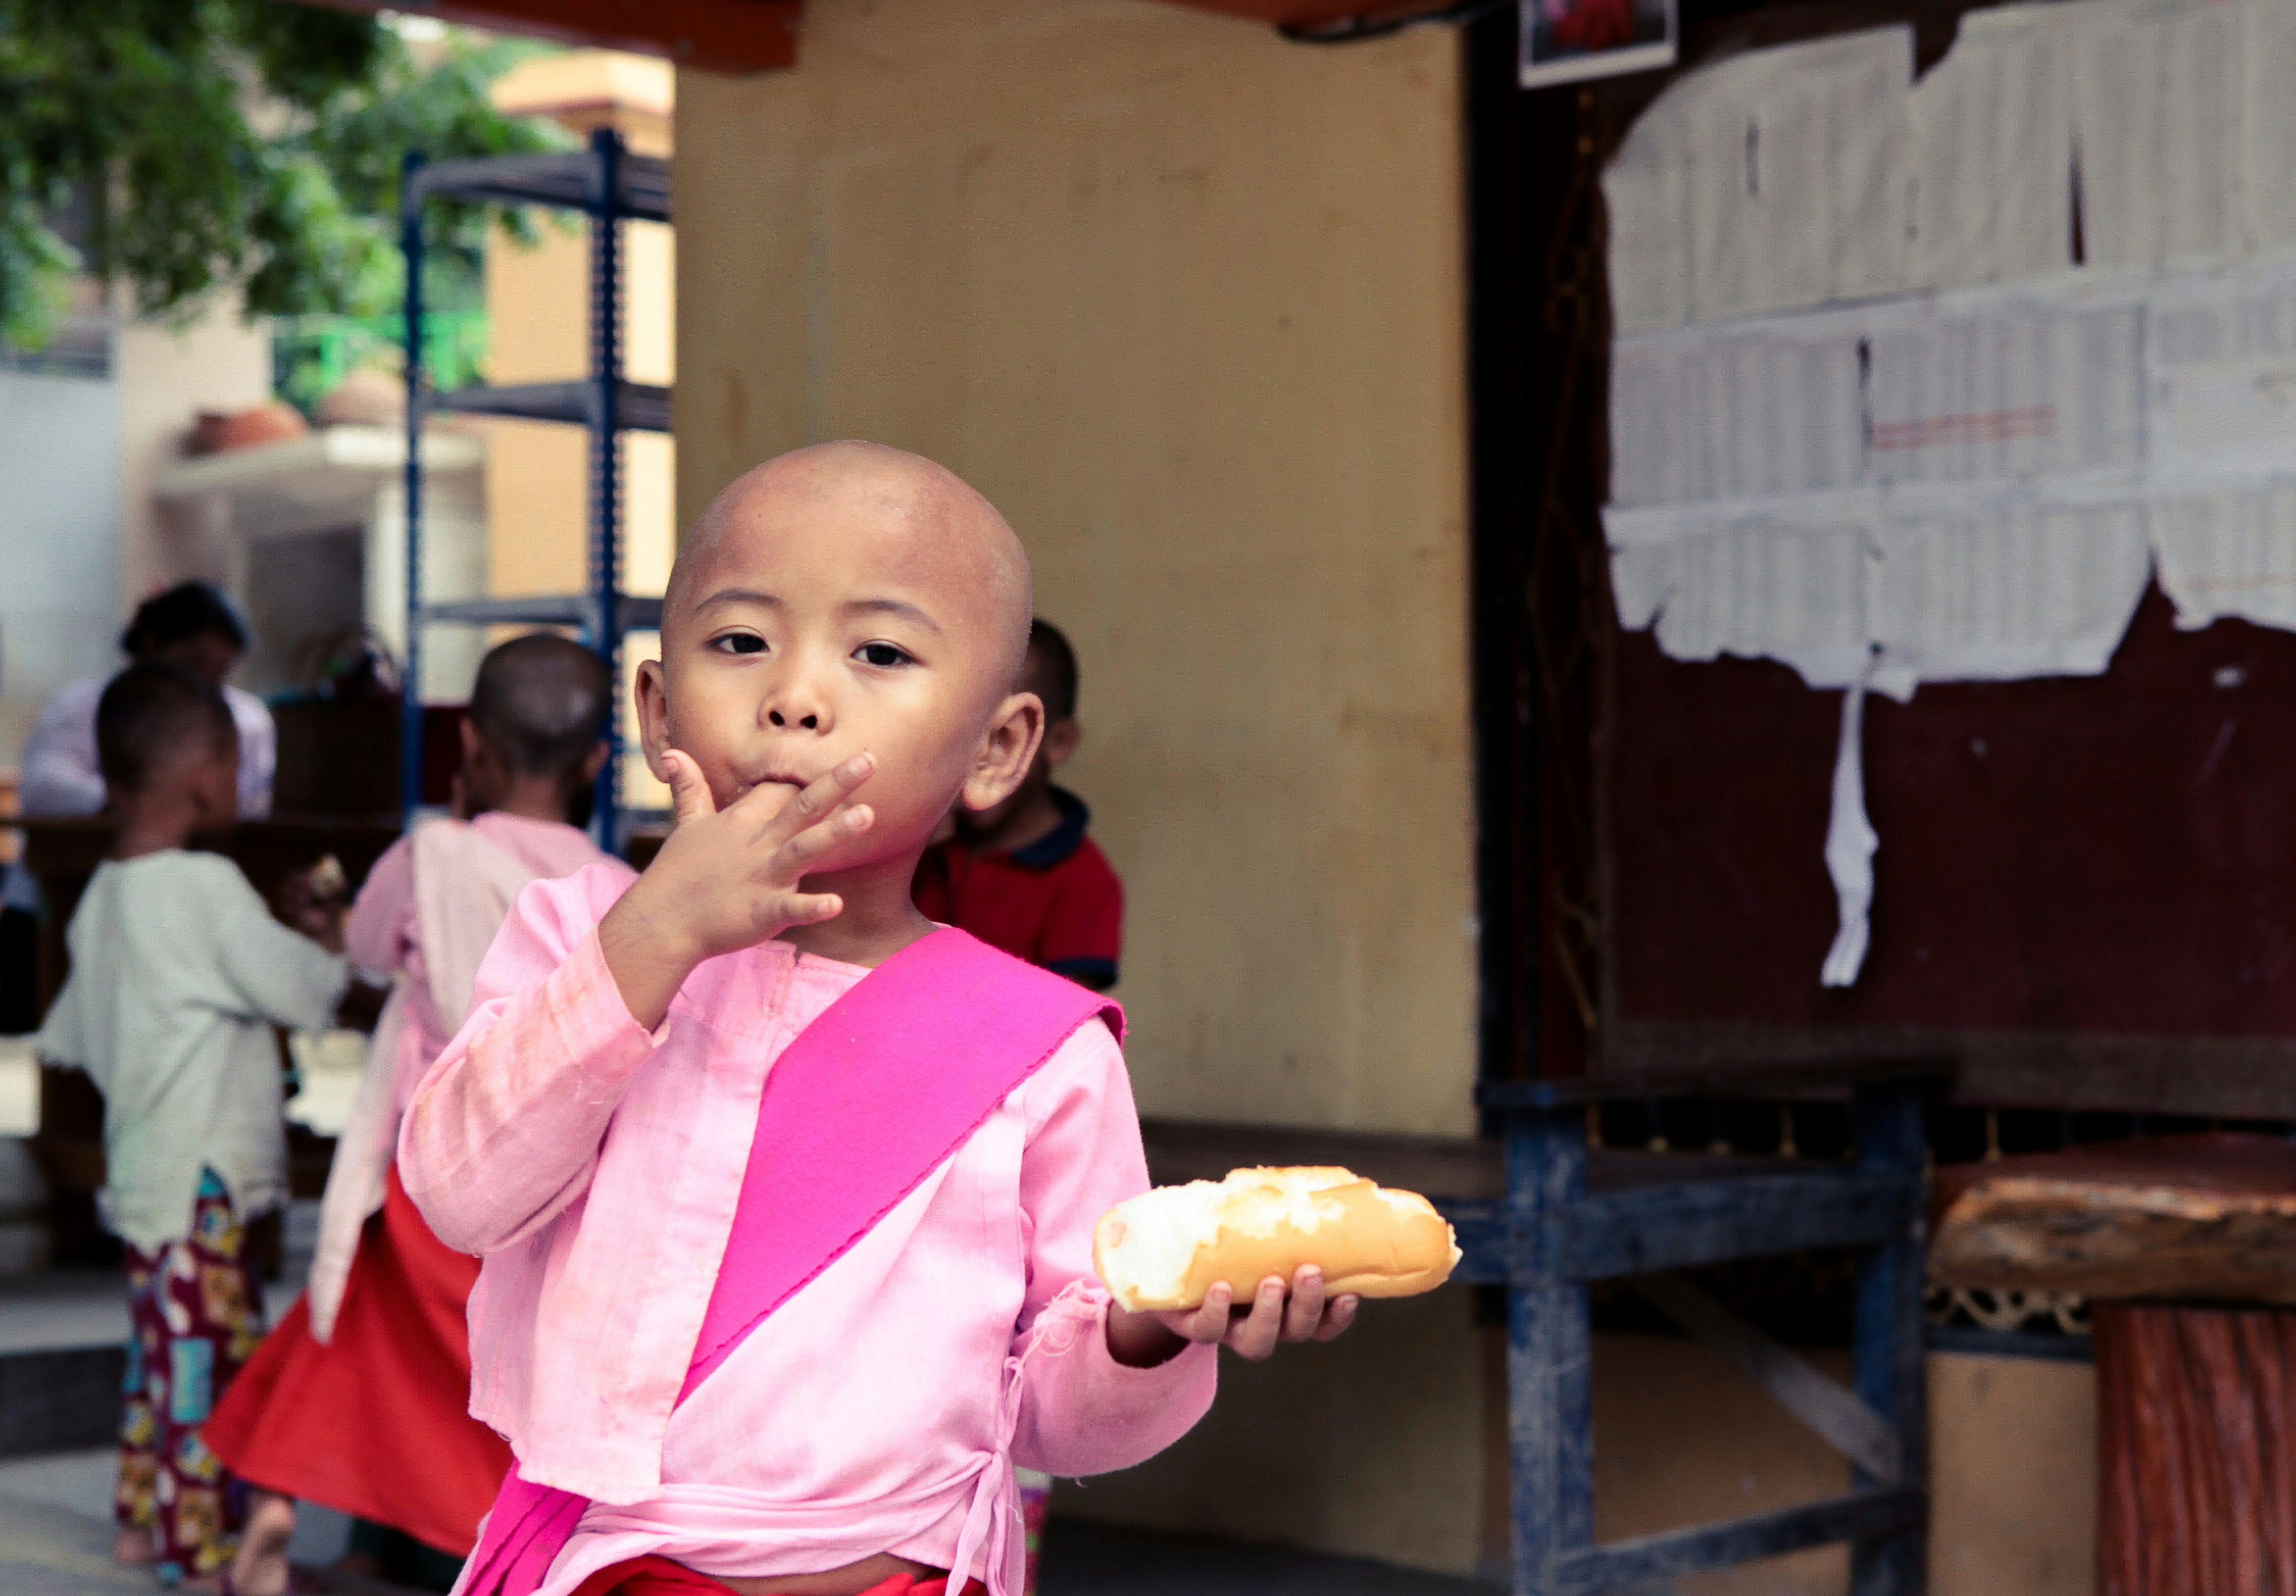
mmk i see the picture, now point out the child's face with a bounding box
[638,446,1041,879]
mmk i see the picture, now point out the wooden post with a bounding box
[1507,1103,1590,1596]
[1849,1082,1929,1596]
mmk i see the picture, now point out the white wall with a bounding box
[0,368,125,765]
[114,307,272,605]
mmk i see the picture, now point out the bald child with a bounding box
[400,444,1354,1596]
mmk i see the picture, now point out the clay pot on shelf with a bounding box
[188,402,310,456]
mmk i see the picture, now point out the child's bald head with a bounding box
[665,442,1033,700]
[638,443,1047,882]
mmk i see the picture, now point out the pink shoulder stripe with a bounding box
[682,927,1119,1396]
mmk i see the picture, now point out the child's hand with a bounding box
[1104,1266,1360,1368]
[599,750,877,1028]
[272,862,347,953]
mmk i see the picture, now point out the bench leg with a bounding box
[1507,1107,1591,1596]
[1850,1084,1929,1596]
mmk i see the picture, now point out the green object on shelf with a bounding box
[273,310,488,418]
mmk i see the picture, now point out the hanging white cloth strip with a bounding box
[1820,658,1879,989]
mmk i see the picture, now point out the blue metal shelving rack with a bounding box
[399,128,670,854]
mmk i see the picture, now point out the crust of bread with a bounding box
[1093,1165,1460,1313]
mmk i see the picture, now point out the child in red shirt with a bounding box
[911,621,1120,991]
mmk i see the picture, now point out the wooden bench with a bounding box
[1145,1056,1950,1596]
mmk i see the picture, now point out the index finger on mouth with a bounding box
[735,752,877,828]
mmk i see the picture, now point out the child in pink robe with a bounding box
[212,635,621,1595]
[401,444,1360,1596]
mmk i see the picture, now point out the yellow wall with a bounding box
[1062,1329,2100,1585]
[482,196,676,604]
[1060,1289,1489,1572]
[1588,1342,2095,1596]
[674,0,1477,1136]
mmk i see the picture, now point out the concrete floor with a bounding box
[0,1445,1496,1596]
[0,1446,364,1594]
[1041,1520,1496,1594]
[0,1223,1492,1596]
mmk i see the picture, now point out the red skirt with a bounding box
[206,1164,512,1556]
[568,1558,981,1596]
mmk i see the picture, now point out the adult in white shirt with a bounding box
[22,582,276,819]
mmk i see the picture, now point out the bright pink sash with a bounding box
[460,928,1120,1596]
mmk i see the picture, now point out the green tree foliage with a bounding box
[0,0,565,348]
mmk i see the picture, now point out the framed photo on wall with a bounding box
[1520,0,1677,88]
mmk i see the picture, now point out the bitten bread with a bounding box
[1093,1166,1461,1312]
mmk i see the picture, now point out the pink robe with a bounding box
[399,865,1215,1596]
[307,814,623,1341]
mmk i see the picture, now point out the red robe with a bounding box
[568,1559,982,1596]
[206,1165,511,1555]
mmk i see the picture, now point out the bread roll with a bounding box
[1093,1166,1460,1313]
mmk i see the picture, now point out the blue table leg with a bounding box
[1850,1084,1929,1596]
[1507,1106,1591,1596]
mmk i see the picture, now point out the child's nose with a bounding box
[763,676,832,732]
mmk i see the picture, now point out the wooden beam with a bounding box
[1548,1170,1915,1280]
[1552,1488,1927,1596]
[1446,1171,1916,1284]
[1849,1081,1931,1596]
[284,0,802,75]
[1608,1016,2296,1121]
[1481,1053,1954,1109]
[1150,0,1462,25]
[1633,1272,1902,1483]
[1506,1107,1594,1596]
[288,0,1484,74]
[1929,1133,2296,1306]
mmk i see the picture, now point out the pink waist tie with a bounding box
[464,1476,591,1596]
[943,1355,1030,1596]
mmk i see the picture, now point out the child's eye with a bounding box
[854,642,910,668]
[711,634,766,655]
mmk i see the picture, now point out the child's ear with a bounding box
[634,659,674,782]
[961,692,1046,811]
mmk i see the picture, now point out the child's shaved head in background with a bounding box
[97,664,238,797]
[469,634,613,779]
[458,633,614,824]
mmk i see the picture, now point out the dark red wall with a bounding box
[1610,585,2296,1041]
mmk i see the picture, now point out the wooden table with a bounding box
[1931,1134,2296,1596]
[1152,1058,1952,1596]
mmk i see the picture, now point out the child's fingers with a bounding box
[1313,1294,1361,1343]
[1175,1282,1234,1343]
[662,750,718,828]
[759,753,877,842]
[1225,1276,1289,1361]
[1280,1267,1326,1342]
[778,892,844,930]
[775,803,873,878]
